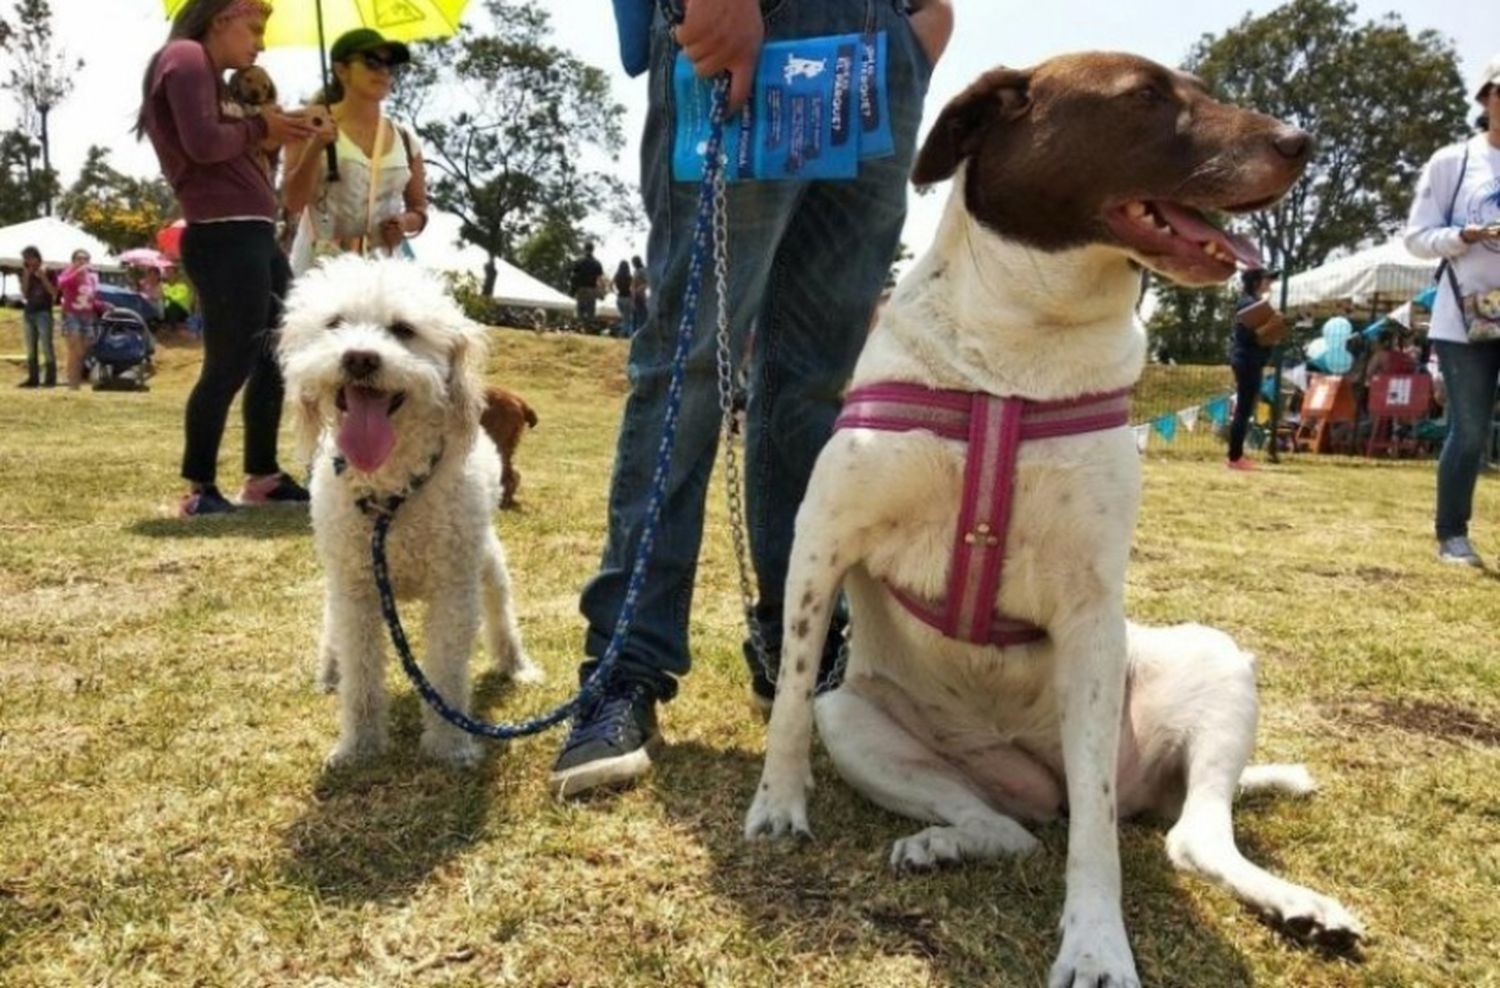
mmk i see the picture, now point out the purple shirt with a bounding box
[142,40,274,222]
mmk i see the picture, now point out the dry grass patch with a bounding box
[1,311,1497,986]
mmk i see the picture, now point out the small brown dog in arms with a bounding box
[481,386,539,509]
[226,65,282,181]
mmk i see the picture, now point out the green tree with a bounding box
[391,0,635,296]
[2,0,82,216]
[1151,0,1466,361]
[1186,0,1465,275]
[514,208,588,293]
[57,145,176,252]
[0,129,53,224]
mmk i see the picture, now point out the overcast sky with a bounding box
[8,0,1490,270]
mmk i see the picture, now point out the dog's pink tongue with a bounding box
[1154,201,1265,268]
[337,386,396,473]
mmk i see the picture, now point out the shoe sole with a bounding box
[549,733,663,800]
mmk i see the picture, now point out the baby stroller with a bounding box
[90,306,155,391]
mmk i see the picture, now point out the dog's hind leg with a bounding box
[1164,665,1363,949]
[419,582,484,768]
[817,686,1040,868]
[481,535,541,683]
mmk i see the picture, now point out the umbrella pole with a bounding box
[317,0,339,183]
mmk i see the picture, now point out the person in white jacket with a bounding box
[1404,54,1500,567]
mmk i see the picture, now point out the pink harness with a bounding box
[834,382,1132,648]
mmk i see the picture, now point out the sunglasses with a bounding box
[354,52,402,72]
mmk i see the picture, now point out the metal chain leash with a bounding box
[710,154,848,696]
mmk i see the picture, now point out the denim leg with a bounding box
[22,312,40,380]
[36,311,56,378]
[744,0,930,676]
[579,0,931,701]
[1434,340,1500,540]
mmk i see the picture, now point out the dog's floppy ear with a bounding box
[445,320,489,434]
[911,67,1032,186]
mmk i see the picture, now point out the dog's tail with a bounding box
[523,403,538,429]
[1238,764,1317,798]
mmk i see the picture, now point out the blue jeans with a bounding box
[1434,339,1500,540]
[579,0,932,700]
[22,309,56,382]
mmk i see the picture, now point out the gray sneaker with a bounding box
[1437,536,1482,567]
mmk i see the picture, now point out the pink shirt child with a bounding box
[57,265,101,318]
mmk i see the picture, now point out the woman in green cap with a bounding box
[283,28,430,275]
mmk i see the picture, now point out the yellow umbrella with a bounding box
[161,0,469,178]
[162,0,469,48]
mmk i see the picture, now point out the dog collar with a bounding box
[331,445,445,519]
[835,382,1131,648]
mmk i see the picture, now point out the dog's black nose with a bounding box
[1272,127,1312,161]
[342,350,381,379]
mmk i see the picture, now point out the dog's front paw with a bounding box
[1265,887,1365,952]
[503,653,545,685]
[1050,908,1139,988]
[744,765,814,840]
[420,730,483,769]
[323,733,388,770]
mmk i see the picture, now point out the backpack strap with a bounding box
[1435,143,1470,329]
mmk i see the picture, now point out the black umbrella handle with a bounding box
[325,140,340,183]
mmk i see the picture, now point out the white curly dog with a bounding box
[745,53,1362,987]
[280,256,541,770]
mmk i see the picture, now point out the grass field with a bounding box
[1,311,1498,987]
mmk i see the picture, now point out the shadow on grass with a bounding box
[651,740,1259,987]
[130,508,312,540]
[278,669,526,902]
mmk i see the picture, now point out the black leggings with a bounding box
[1227,360,1265,462]
[179,221,289,485]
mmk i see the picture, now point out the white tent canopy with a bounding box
[0,216,119,272]
[415,211,612,314]
[1274,239,1437,317]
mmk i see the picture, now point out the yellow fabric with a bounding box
[162,0,468,48]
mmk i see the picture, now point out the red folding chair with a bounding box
[1366,373,1434,458]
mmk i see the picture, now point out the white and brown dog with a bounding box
[280,256,541,770]
[745,53,1361,986]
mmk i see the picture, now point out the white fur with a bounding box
[280,256,541,769]
[744,181,1362,981]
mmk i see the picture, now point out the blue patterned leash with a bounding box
[364,77,732,740]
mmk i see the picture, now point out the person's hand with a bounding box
[378,213,422,252]
[262,108,317,147]
[1459,224,1500,244]
[676,0,764,113]
[304,109,339,149]
[908,0,954,68]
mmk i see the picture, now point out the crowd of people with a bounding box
[567,243,649,337]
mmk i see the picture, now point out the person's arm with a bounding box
[157,43,269,165]
[380,128,430,250]
[281,109,338,217]
[1403,148,1496,259]
[43,269,58,299]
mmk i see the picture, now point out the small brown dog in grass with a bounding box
[480,386,538,509]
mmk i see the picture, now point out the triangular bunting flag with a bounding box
[1206,397,1231,426]
[1151,413,1177,443]
[1178,406,1199,432]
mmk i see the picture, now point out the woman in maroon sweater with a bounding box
[138,0,315,517]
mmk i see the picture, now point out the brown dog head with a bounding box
[913,52,1311,286]
[228,65,278,109]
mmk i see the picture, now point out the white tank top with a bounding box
[290,118,415,275]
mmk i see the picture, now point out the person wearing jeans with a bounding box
[17,246,57,389]
[1405,54,1500,566]
[551,0,951,798]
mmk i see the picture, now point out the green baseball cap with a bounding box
[330,28,412,66]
